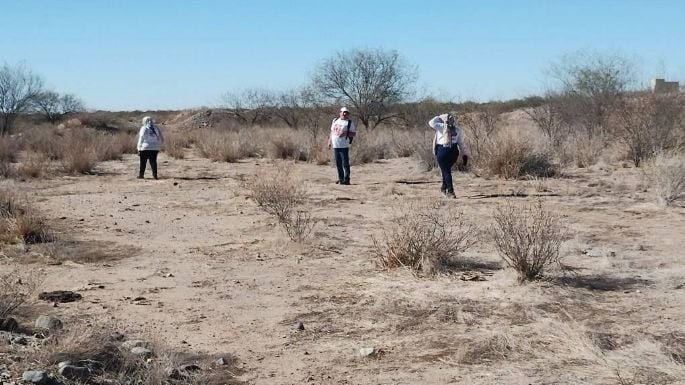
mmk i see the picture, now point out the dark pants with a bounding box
[333,147,350,184]
[435,145,459,193]
[139,150,159,178]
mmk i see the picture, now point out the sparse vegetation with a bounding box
[490,201,567,282]
[645,151,685,206]
[0,188,53,244]
[373,202,478,276]
[0,268,40,318]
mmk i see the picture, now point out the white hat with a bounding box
[340,107,349,112]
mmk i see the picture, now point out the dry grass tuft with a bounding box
[373,201,478,276]
[245,164,315,242]
[268,134,306,161]
[0,188,54,244]
[0,268,40,318]
[452,332,515,364]
[490,201,567,283]
[163,131,192,159]
[483,135,557,179]
[16,152,51,179]
[196,130,243,162]
[36,323,241,385]
[644,151,685,206]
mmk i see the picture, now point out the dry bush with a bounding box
[0,268,40,318]
[16,152,51,179]
[281,210,316,243]
[0,136,19,177]
[483,134,557,179]
[163,131,191,159]
[0,188,53,244]
[490,201,567,283]
[413,142,438,172]
[452,332,515,364]
[351,132,390,165]
[268,133,306,161]
[644,151,685,206]
[95,131,136,161]
[36,324,240,385]
[21,126,65,160]
[196,129,243,162]
[373,201,478,276]
[57,129,100,174]
[567,133,606,168]
[245,164,307,221]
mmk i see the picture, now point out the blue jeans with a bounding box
[333,147,350,183]
[435,145,459,193]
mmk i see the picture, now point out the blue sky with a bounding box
[2,0,684,111]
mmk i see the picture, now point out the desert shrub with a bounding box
[0,269,40,318]
[644,151,685,206]
[196,130,242,162]
[490,201,566,283]
[453,332,514,364]
[373,202,478,276]
[569,133,605,168]
[413,142,438,172]
[281,210,316,242]
[163,131,191,159]
[56,129,99,174]
[245,164,307,222]
[351,134,389,165]
[16,152,51,179]
[483,135,557,179]
[95,132,135,161]
[237,129,264,158]
[389,130,421,158]
[22,126,64,160]
[268,133,306,161]
[0,188,53,244]
[0,137,19,177]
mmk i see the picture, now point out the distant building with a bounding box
[651,78,680,93]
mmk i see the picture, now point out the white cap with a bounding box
[340,107,349,112]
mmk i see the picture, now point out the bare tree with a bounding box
[312,48,418,129]
[550,51,636,139]
[0,63,44,135]
[221,88,274,126]
[34,91,85,124]
[524,91,569,145]
[271,88,305,129]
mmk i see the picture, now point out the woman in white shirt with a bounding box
[136,116,164,179]
[428,113,468,198]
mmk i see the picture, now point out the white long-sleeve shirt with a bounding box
[137,125,164,151]
[429,116,465,151]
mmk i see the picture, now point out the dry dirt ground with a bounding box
[3,150,685,384]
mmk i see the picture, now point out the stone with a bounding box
[1,317,19,331]
[11,336,28,345]
[121,339,149,349]
[585,248,610,258]
[214,357,227,366]
[58,365,91,381]
[38,291,82,303]
[35,315,63,331]
[294,321,305,331]
[130,346,153,357]
[359,347,376,357]
[21,370,49,384]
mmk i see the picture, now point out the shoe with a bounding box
[440,186,446,193]
[335,180,341,184]
[342,180,350,185]
[137,175,144,179]
[444,191,456,198]
[153,175,158,180]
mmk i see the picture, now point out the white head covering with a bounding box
[142,116,153,127]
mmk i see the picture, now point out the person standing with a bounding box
[327,107,356,185]
[136,116,164,179]
[429,113,468,198]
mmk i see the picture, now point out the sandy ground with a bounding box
[3,150,685,384]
